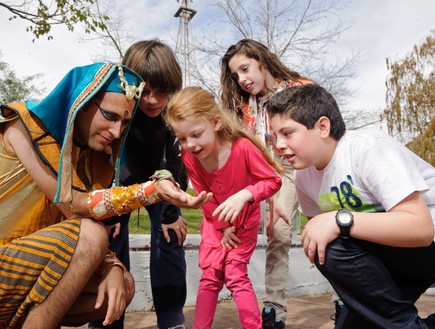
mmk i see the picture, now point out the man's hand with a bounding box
[212,189,252,223]
[301,212,340,265]
[266,197,289,238]
[162,216,188,246]
[94,266,126,326]
[220,226,241,249]
[156,180,212,209]
[104,223,121,239]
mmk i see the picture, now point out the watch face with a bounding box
[336,209,353,237]
[339,212,353,224]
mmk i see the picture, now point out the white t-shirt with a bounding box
[295,129,435,230]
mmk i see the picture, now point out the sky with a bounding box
[0,0,434,119]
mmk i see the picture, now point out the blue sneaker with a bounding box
[262,307,285,329]
[330,299,344,324]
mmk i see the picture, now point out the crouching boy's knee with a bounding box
[314,238,357,276]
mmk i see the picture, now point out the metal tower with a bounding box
[174,0,197,86]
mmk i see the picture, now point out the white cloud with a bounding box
[0,9,101,94]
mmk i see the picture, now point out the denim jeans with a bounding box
[315,237,435,329]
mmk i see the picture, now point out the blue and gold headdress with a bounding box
[26,62,145,204]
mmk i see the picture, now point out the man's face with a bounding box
[75,92,136,153]
[138,85,170,118]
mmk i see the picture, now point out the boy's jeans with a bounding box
[316,237,435,329]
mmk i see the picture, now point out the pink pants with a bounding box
[193,260,261,329]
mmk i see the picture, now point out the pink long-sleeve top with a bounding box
[182,138,281,270]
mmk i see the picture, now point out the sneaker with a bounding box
[330,299,344,324]
[167,324,187,329]
[262,307,285,329]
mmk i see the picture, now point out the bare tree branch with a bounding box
[188,0,360,120]
[78,0,134,63]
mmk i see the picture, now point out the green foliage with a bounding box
[1,0,108,41]
[130,207,307,235]
[383,31,435,144]
[128,207,203,234]
[0,57,44,102]
[128,188,307,235]
[129,187,203,234]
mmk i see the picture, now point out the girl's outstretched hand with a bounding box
[212,189,253,223]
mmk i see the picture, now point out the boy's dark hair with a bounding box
[267,84,346,140]
[122,39,182,94]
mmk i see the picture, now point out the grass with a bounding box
[128,188,308,234]
[128,187,203,234]
[128,206,203,234]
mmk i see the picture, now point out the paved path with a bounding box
[64,293,434,329]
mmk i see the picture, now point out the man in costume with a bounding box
[0,62,211,328]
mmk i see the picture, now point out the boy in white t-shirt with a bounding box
[267,84,435,329]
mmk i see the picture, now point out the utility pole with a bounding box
[174,0,197,87]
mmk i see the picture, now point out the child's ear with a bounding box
[317,116,331,137]
[213,115,223,131]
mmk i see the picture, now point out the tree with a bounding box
[0,0,108,40]
[188,1,355,97]
[406,117,435,166]
[80,0,134,63]
[0,55,44,103]
[382,30,435,164]
[181,0,377,128]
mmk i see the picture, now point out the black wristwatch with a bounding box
[335,208,354,238]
